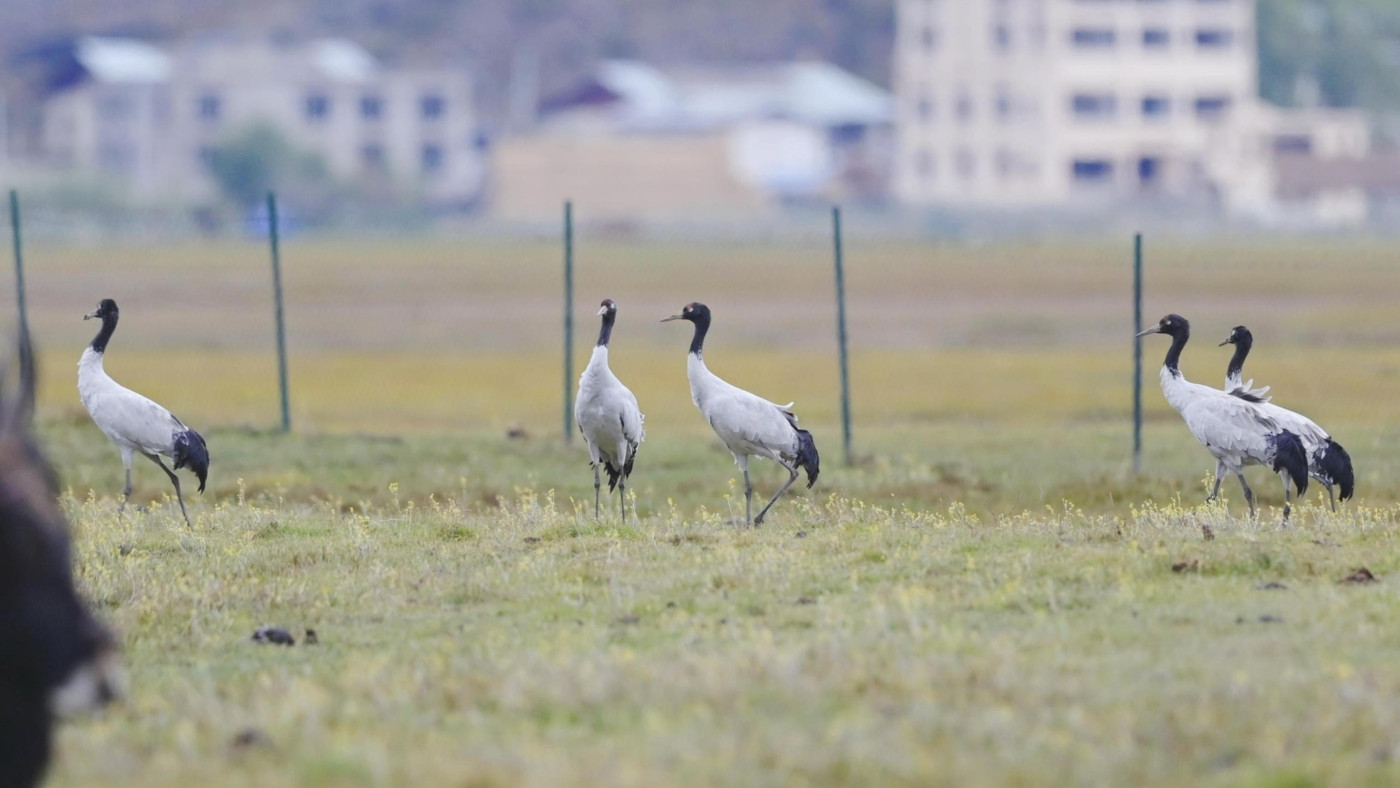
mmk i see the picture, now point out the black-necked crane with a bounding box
[1218,324,1271,399]
[574,298,645,521]
[1138,314,1308,521]
[77,299,209,525]
[1220,324,1354,511]
[662,302,819,525]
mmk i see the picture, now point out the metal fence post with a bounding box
[268,192,291,433]
[563,200,574,442]
[832,206,854,465]
[9,190,27,342]
[1133,233,1144,473]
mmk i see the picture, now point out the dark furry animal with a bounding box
[0,332,118,788]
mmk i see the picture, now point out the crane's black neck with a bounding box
[687,314,710,357]
[1226,334,1251,381]
[90,311,118,355]
[596,310,615,348]
[1163,328,1187,377]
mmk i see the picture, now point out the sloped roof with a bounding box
[74,36,171,84]
[547,59,892,130]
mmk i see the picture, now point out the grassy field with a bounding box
[16,236,1400,786]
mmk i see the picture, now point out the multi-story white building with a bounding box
[41,36,485,206]
[893,0,1344,217]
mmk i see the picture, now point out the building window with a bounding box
[1138,157,1162,185]
[1143,29,1170,48]
[197,94,221,121]
[197,146,215,169]
[421,94,446,120]
[956,94,974,123]
[362,144,385,170]
[993,24,1012,51]
[1195,96,1232,119]
[1141,95,1171,119]
[305,93,331,122]
[421,143,444,173]
[995,90,1012,122]
[916,95,934,123]
[1196,29,1234,49]
[1072,93,1117,120]
[1274,134,1313,154]
[1072,159,1114,183]
[921,25,939,51]
[1072,28,1116,48]
[361,95,383,120]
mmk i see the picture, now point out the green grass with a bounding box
[23,237,1400,786]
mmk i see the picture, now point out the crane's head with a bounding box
[660,302,710,324]
[1136,313,1189,338]
[597,298,616,317]
[1219,325,1252,347]
[82,299,118,321]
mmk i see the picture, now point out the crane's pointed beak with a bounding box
[660,314,683,323]
[1218,338,1232,346]
[598,306,610,317]
[1135,326,1160,338]
[83,310,99,321]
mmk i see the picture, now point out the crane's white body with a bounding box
[78,348,188,461]
[1161,365,1285,472]
[687,353,804,466]
[575,344,645,515]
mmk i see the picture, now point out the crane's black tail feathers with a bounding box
[1316,438,1354,502]
[1270,430,1308,498]
[173,428,209,493]
[603,443,638,493]
[794,428,820,489]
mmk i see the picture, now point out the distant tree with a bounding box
[205,124,333,208]
[1259,0,1400,109]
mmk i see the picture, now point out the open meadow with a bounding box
[12,234,1400,786]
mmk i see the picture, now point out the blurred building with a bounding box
[39,36,485,205]
[893,0,1371,225]
[491,60,892,223]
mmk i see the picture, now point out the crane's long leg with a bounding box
[146,453,191,526]
[734,454,753,526]
[1323,480,1337,513]
[1279,471,1294,522]
[592,463,602,519]
[1206,460,1227,503]
[1235,472,1256,519]
[586,440,602,519]
[619,473,627,524]
[754,461,800,526]
[117,447,134,522]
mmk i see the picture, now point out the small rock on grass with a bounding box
[1342,568,1378,584]
[251,627,296,646]
[1171,560,1200,574]
[1256,582,1288,591]
[231,728,273,750]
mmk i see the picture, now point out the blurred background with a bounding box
[0,0,1398,514]
[0,0,1398,235]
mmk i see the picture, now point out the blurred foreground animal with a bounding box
[1220,325,1354,510]
[574,299,644,521]
[77,299,209,525]
[663,302,818,525]
[1,331,119,788]
[1138,314,1308,522]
